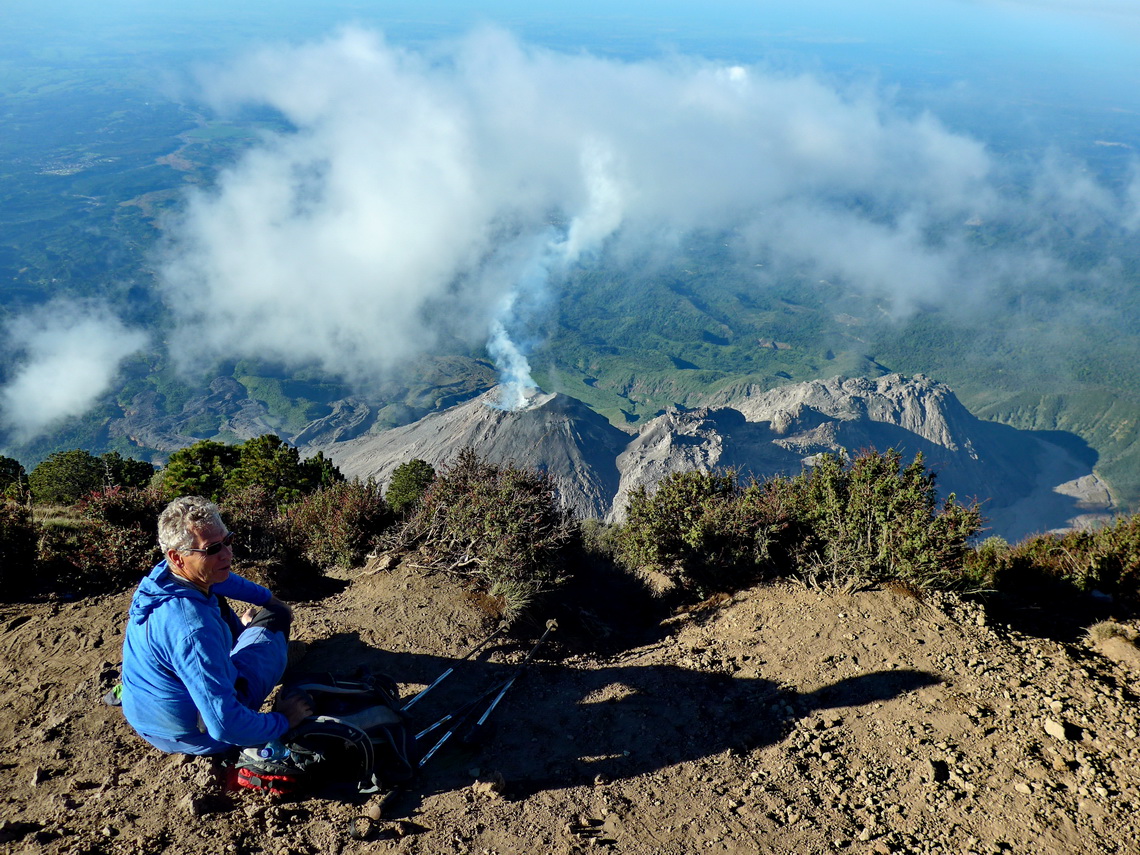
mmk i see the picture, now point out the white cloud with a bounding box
[157,26,1134,389]
[0,301,149,443]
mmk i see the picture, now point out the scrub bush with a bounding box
[396,449,576,619]
[35,487,167,595]
[971,514,1140,602]
[785,450,982,590]
[385,459,436,516]
[219,486,320,594]
[288,480,392,569]
[614,450,982,602]
[617,470,794,597]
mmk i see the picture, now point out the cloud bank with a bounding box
[158,26,1139,397]
[0,302,149,443]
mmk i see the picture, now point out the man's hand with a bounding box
[276,691,313,729]
[242,595,293,627]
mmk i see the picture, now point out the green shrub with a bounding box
[385,459,436,516]
[396,449,576,619]
[579,518,621,561]
[288,480,392,569]
[614,450,981,602]
[786,450,982,589]
[0,501,37,598]
[100,452,156,490]
[616,470,793,597]
[0,456,28,501]
[162,440,239,501]
[162,435,343,505]
[973,514,1140,602]
[962,535,1008,590]
[224,436,343,505]
[29,450,103,505]
[29,450,155,506]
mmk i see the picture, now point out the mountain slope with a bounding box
[327,389,632,520]
[325,374,1113,543]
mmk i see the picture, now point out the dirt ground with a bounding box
[2,558,1139,855]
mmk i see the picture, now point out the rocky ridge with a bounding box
[323,374,1114,543]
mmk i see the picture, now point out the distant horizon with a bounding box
[4,1,1137,162]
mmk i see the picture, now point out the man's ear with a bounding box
[167,549,185,571]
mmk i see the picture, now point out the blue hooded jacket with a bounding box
[121,561,290,754]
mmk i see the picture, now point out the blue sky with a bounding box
[6,0,1139,60]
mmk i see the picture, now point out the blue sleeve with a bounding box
[169,612,288,747]
[212,573,272,606]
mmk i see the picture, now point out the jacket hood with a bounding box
[129,561,206,625]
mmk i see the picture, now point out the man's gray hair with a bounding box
[158,496,224,554]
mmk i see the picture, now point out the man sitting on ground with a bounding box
[121,495,311,754]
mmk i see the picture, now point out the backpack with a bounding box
[232,672,414,797]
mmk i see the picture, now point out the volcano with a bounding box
[326,388,631,519]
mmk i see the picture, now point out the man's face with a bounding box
[168,522,233,592]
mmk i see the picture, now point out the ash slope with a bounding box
[324,375,1114,542]
[327,389,631,520]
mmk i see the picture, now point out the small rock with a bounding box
[471,771,506,799]
[1044,718,1073,741]
[178,793,206,817]
[1014,783,1033,795]
[29,768,48,788]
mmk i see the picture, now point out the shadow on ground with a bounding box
[979,585,1136,644]
[296,632,938,806]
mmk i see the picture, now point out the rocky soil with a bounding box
[2,560,1139,855]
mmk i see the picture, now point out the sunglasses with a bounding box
[180,532,235,556]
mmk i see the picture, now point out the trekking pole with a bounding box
[417,619,558,768]
[461,619,557,741]
[413,679,509,742]
[413,679,511,767]
[401,619,509,712]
